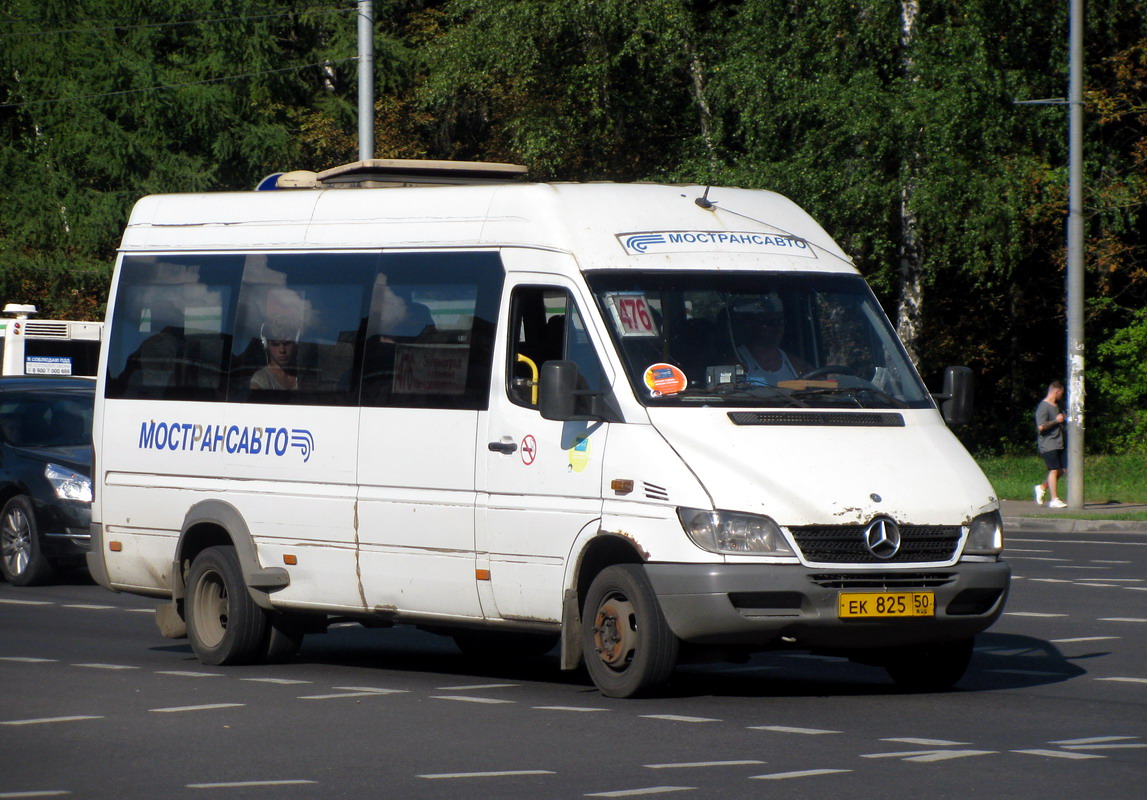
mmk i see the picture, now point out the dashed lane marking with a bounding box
[150,703,245,713]
[1012,749,1103,760]
[862,749,997,762]
[241,677,312,685]
[644,761,765,769]
[1096,677,1147,685]
[299,689,406,700]
[748,725,840,735]
[0,657,56,663]
[585,787,695,797]
[641,715,719,723]
[430,695,514,704]
[0,790,71,797]
[883,738,970,746]
[1052,636,1119,643]
[418,770,555,779]
[1004,612,1069,617]
[0,598,51,605]
[750,769,851,780]
[155,670,222,678]
[1052,736,1140,745]
[61,604,116,610]
[437,683,518,690]
[533,706,609,712]
[1,715,102,726]
[1098,617,1147,623]
[73,663,138,670]
[188,780,317,789]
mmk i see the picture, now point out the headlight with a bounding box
[964,511,1003,555]
[678,508,794,555]
[45,463,93,503]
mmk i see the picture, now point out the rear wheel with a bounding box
[0,496,54,586]
[884,637,974,692]
[582,564,679,698]
[185,546,268,666]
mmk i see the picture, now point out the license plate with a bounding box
[838,591,934,618]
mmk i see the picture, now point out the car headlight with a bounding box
[45,463,93,503]
[964,511,1003,556]
[678,507,794,555]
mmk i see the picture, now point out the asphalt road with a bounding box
[2,527,1145,799]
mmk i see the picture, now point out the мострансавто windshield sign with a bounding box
[617,230,816,257]
[137,420,315,462]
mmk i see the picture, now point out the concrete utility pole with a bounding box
[1015,0,1086,509]
[357,1,375,161]
[1066,0,1085,509]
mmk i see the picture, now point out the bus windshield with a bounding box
[585,270,932,410]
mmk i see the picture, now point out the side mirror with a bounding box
[539,360,578,420]
[935,366,974,426]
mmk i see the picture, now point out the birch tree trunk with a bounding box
[897,0,924,366]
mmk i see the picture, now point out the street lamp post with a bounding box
[357,1,374,162]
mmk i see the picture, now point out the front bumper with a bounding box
[644,560,1010,650]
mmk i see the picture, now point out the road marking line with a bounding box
[1012,749,1103,760]
[418,770,555,779]
[1,715,102,726]
[331,686,406,694]
[1051,636,1119,643]
[641,715,719,723]
[1004,612,1068,617]
[1055,565,1109,570]
[241,677,312,685]
[1062,743,1147,750]
[1028,578,1073,583]
[437,683,518,690]
[1099,617,1147,623]
[533,706,609,712]
[644,760,764,769]
[1052,736,1138,745]
[863,749,996,762]
[0,657,56,663]
[883,738,970,746]
[73,663,138,670]
[748,725,840,735]
[0,598,52,605]
[585,787,695,797]
[1097,677,1147,684]
[61,603,116,609]
[430,695,514,704]
[750,769,851,780]
[0,791,71,797]
[299,692,401,700]
[188,780,317,789]
[151,703,244,713]
[155,670,222,678]
[1077,583,1122,588]
[125,608,154,613]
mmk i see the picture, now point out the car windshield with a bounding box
[586,270,932,409]
[0,391,94,447]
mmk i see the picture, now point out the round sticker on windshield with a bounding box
[644,363,688,396]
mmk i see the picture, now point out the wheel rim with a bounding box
[190,567,229,648]
[1,507,32,578]
[592,591,638,672]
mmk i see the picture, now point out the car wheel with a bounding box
[185,546,268,666]
[0,496,54,586]
[582,564,679,698]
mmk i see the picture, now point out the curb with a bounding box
[1002,515,1147,534]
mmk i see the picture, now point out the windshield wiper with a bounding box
[790,385,909,409]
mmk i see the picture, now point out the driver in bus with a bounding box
[250,315,301,391]
[734,293,810,385]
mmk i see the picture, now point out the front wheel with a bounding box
[185,546,268,666]
[884,637,974,692]
[0,496,54,586]
[582,564,679,698]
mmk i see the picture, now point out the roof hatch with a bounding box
[263,159,528,190]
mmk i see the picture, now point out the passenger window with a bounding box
[508,286,605,409]
[105,255,241,401]
[361,252,503,410]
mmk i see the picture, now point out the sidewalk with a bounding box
[999,498,1147,534]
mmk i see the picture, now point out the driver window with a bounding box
[507,286,604,409]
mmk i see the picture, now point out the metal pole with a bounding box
[1066,0,1085,509]
[357,1,374,162]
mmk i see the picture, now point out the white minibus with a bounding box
[1,304,103,377]
[88,159,1009,697]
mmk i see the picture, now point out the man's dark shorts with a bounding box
[1041,449,1066,471]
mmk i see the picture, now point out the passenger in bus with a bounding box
[250,316,301,391]
[733,295,810,384]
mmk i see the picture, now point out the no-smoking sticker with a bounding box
[520,434,537,465]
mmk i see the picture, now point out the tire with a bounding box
[582,564,679,698]
[452,629,560,661]
[185,546,268,666]
[884,637,974,692]
[263,613,305,663]
[0,496,54,586]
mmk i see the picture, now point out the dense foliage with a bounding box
[2,1,1144,452]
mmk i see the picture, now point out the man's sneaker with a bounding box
[1049,498,1067,509]
[1034,484,1046,505]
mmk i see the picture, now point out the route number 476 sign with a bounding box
[604,293,658,338]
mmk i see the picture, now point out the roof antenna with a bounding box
[695,185,715,210]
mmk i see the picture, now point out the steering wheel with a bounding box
[801,364,858,380]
